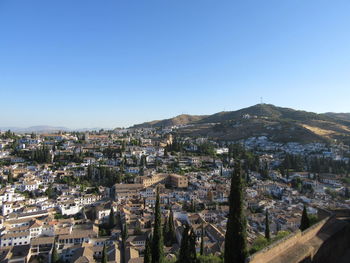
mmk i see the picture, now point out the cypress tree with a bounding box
[144,237,152,263]
[163,216,170,246]
[125,223,128,239]
[122,223,128,243]
[51,240,59,263]
[200,224,204,256]
[44,146,52,163]
[101,244,107,263]
[189,228,197,263]
[224,161,248,263]
[108,207,116,229]
[265,209,270,240]
[179,226,197,263]
[7,171,13,184]
[167,209,176,245]
[87,165,93,180]
[152,187,164,263]
[300,205,310,231]
[178,225,190,263]
[120,222,128,263]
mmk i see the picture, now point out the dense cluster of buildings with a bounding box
[0,128,349,262]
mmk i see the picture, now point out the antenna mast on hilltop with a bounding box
[260,97,264,105]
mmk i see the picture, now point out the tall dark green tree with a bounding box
[7,171,13,184]
[178,225,190,263]
[108,207,116,228]
[31,146,52,163]
[122,223,128,243]
[144,237,152,263]
[300,205,310,231]
[141,155,147,167]
[87,165,94,180]
[189,228,197,263]
[265,209,270,240]
[165,209,176,246]
[51,240,59,263]
[101,244,107,263]
[163,216,170,246]
[200,224,204,256]
[120,222,128,263]
[152,187,164,263]
[178,226,197,263]
[224,161,248,263]
[121,141,126,153]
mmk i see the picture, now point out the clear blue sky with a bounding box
[1,0,349,128]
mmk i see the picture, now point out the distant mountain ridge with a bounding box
[131,104,350,144]
[0,126,69,133]
[0,126,107,133]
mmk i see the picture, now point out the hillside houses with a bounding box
[0,128,349,262]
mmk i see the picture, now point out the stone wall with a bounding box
[247,209,332,263]
[312,212,350,263]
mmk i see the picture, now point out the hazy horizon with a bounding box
[1,1,350,128]
[0,103,349,130]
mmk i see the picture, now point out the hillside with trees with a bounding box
[131,104,350,145]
